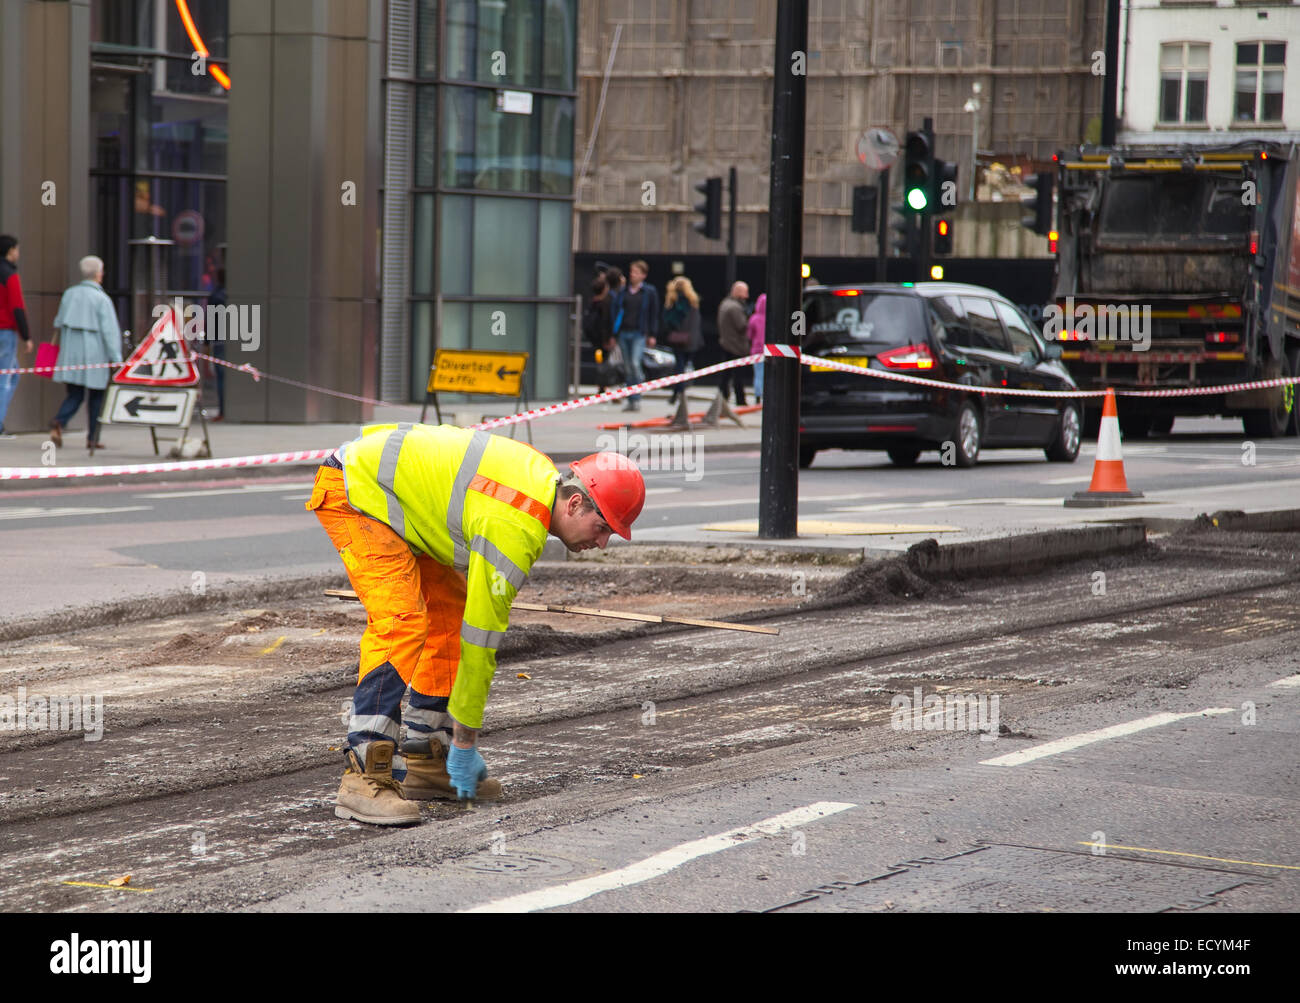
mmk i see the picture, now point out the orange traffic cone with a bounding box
[1064,389,1144,507]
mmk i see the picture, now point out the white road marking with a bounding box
[0,505,152,521]
[643,487,682,495]
[1042,476,1092,485]
[1267,674,1300,689]
[658,492,886,510]
[135,483,311,499]
[459,801,856,913]
[834,497,1063,513]
[980,708,1235,767]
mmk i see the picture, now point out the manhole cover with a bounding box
[460,851,575,877]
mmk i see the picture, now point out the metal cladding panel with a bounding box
[382,0,414,399]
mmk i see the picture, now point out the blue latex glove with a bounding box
[446,743,488,800]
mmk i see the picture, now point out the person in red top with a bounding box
[0,235,33,438]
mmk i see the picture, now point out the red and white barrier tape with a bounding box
[7,345,1300,480]
[0,356,763,479]
[0,449,333,481]
[797,353,1300,399]
[469,355,762,432]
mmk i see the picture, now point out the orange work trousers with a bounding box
[307,465,465,702]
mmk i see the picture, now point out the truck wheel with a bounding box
[799,445,818,469]
[1244,352,1294,439]
[1287,345,1300,437]
[1045,404,1082,462]
[950,402,981,468]
[887,446,922,467]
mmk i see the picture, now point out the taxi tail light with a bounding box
[877,343,935,370]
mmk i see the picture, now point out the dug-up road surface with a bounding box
[2,531,1298,913]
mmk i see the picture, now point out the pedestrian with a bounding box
[615,260,659,412]
[747,292,767,404]
[716,280,750,406]
[661,276,703,407]
[599,266,626,393]
[0,235,34,438]
[48,256,122,452]
[583,273,614,393]
[308,423,646,825]
[205,268,228,420]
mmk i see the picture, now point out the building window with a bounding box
[440,86,573,194]
[443,0,573,89]
[1158,42,1208,124]
[1235,42,1285,123]
[89,0,229,335]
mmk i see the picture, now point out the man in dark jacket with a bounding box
[0,235,33,438]
[716,281,750,406]
[615,260,659,412]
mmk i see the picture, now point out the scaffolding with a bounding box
[576,0,1104,258]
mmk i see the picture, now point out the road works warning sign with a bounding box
[114,307,200,386]
[427,349,528,396]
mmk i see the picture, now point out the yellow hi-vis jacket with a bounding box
[340,423,558,728]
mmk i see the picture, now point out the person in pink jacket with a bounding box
[746,293,767,403]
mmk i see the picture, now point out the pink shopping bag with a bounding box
[34,341,58,379]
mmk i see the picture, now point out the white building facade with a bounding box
[1118,0,1300,146]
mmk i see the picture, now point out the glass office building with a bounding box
[401,0,578,403]
[0,0,576,430]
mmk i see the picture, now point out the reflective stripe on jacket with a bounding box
[340,423,558,728]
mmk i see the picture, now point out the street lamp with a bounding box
[963,82,982,202]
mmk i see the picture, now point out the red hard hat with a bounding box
[570,452,645,540]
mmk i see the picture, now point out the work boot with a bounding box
[335,743,422,826]
[400,739,503,802]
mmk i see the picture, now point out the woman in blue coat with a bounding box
[48,256,122,451]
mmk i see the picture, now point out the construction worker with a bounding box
[307,423,646,826]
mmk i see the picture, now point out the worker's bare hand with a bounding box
[21,340,33,357]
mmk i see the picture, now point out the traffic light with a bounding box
[851,185,879,233]
[933,217,953,255]
[1021,170,1055,235]
[891,204,918,257]
[694,176,722,240]
[902,129,934,214]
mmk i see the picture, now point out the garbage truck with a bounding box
[1052,141,1300,437]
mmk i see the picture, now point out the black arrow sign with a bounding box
[124,395,180,418]
[496,366,522,380]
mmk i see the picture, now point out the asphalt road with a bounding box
[0,417,1298,621]
[2,531,1294,915]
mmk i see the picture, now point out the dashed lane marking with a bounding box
[0,505,152,521]
[1267,673,1300,689]
[979,709,1235,767]
[459,801,856,913]
[701,519,959,535]
[1078,842,1300,871]
[136,483,311,499]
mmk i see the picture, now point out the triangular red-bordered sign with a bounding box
[114,306,200,386]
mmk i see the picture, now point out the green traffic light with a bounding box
[906,187,928,211]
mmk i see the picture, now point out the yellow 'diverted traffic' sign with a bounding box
[428,349,529,397]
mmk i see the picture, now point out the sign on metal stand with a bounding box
[420,348,532,442]
[98,305,210,459]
